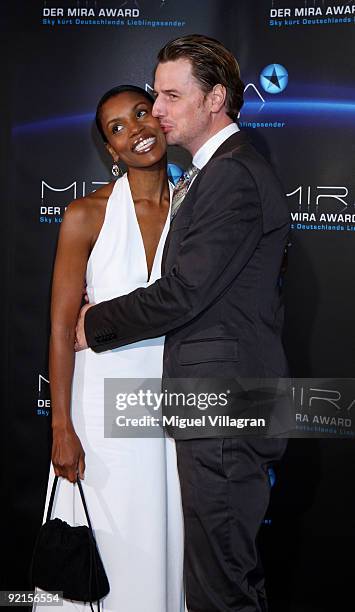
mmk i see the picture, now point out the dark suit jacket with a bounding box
[85,131,290,383]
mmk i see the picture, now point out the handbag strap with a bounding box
[46,476,94,533]
[45,476,102,611]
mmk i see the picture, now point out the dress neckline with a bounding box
[125,173,172,283]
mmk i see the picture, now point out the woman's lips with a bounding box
[132,136,157,153]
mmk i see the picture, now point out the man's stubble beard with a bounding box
[167,121,208,153]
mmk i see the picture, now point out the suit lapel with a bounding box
[162,130,250,272]
[171,131,249,220]
[210,130,249,160]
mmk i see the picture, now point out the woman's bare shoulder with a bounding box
[64,181,116,225]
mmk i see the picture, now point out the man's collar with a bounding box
[193,123,240,170]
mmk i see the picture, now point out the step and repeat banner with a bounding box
[2,1,355,610]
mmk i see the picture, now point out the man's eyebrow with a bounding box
[154,89,180,96]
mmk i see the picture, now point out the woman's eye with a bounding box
[112,124,123,134]
[136,109,147,118]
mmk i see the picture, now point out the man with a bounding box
[76,35,289,612]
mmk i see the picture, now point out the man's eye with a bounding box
[112,124,123,134]
[169,94,178,100]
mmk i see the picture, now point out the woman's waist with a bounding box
[85,283,149,303]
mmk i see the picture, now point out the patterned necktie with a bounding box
[171,164,199,220]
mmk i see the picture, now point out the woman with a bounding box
[35,86,185,612]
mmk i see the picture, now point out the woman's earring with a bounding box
[111,162,122,177]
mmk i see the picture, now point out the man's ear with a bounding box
[106,143,119,162]
[210,84,227,113]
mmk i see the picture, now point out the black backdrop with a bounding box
[2,1,355,610]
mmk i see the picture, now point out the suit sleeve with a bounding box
[85,157,263,352]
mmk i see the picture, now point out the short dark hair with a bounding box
[157,34,244,121]
[95,85,154,142]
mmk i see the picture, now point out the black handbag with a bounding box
[30,476,110,611]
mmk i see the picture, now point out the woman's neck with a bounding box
[127,160,169,206]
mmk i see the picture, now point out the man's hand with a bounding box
[75,303,94,351]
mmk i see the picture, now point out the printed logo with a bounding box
[288,184,355,233]
[292,380,355,437]
[260,64,288,94]
[41,0,187,28]
[268,467,276,487]
[167,163,183,185]
[37,374,51,416]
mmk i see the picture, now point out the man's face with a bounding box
[152,58,212,155]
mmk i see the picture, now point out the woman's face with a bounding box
[100,91,167,169]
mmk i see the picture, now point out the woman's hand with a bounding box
[52,424,86,483]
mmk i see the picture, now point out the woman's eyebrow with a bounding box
[106,102,148,127]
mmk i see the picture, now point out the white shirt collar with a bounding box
[193,123,240,170]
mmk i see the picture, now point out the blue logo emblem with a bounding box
[260,64,288,94]
[167,163,184,185]
[268,467,276,487]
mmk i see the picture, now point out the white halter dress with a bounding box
[35,174,185,612]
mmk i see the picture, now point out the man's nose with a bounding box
[152,95,164,117]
